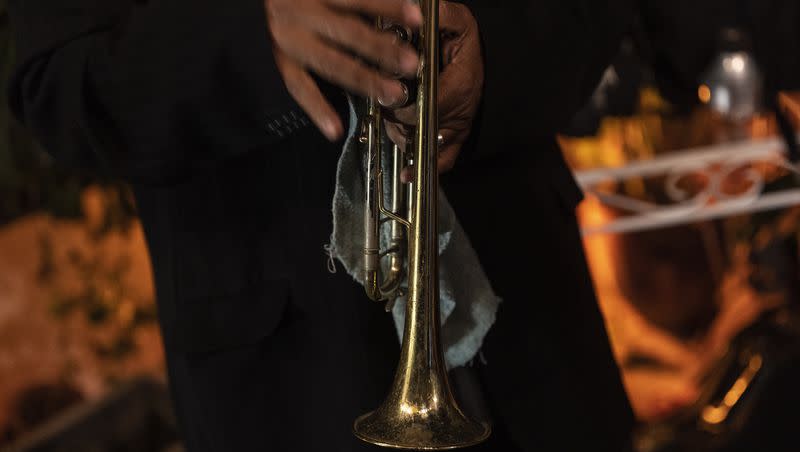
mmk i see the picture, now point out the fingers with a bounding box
[388,2,482,125]
[392,128,463,183]
[267,0,421,109]
[385,102,416,125]
[274,24,408,105]
[326,0,423,28]
[384,123,412,184]
[398,151,460,183]
[274,49,343,141]
[305,13,419,79]
[384,121,409,149]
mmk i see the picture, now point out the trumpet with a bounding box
[352,0,491,449]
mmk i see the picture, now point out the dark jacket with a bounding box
[7,0,634,450]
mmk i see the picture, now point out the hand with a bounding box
[265,0,423,141]
[383,1,484,181]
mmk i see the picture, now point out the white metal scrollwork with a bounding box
[576,135,800,235]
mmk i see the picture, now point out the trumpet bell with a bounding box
[354,300,490,451]
[354,400,490,450]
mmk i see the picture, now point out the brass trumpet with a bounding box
[353,0,491,449]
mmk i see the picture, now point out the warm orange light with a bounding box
[748,115,771,138]
[698,85,711,104]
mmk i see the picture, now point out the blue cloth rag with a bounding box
[328,98,501,369]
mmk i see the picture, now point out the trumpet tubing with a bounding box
[353,0,491,449]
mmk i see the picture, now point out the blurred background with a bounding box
[0,2,177,451]
[1,1,799,451]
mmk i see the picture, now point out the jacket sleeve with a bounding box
[7,0,305,185]
[462,0,633,159]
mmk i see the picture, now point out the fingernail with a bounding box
[323,118,341,140]
[378,82,407,108]
[404,4,423,27]
[377,96,396,108]
[396,83,410,106]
